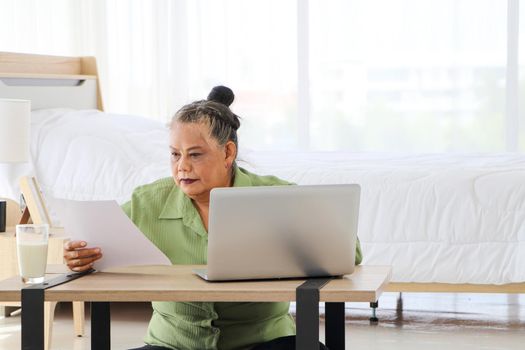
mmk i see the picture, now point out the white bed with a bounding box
[1,52,524,293]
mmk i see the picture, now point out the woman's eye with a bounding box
[190,153,201,158]
[171,152,180,160]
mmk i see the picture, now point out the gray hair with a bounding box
[170,99,240,149]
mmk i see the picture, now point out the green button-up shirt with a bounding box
[122,167,362,350]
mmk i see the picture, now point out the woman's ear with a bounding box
[224,141,237,165]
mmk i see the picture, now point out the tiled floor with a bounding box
[1,292,524,349]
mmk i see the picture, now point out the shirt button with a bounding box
[213,327,220,334]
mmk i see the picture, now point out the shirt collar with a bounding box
[158,183,188,220]
[158,183,208,237]
[158,166,253,220]
[231,165,253,187]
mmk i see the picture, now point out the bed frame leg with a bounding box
[369,301,378,323]
[396,292,403,313]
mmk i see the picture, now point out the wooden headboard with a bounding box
[0,52,103,111]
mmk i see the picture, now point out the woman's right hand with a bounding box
[63,241,103,272]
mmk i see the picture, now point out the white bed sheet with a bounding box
[1,109,523,284]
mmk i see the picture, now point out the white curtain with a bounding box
[0,0,189,123]
[0,0,522,152]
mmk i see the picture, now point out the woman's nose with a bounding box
[178,155,191,172]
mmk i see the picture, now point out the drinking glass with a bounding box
[16,224,49,284]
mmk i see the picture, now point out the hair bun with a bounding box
[207,86,235,107]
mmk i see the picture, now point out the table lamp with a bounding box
[0,99,50,230]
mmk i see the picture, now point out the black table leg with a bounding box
[21,270,95,350]
[325,302,345,350]
[296,278,332,350]
[21,288,44,350]
[91,302,111,350]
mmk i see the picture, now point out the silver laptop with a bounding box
[194,184,360,281]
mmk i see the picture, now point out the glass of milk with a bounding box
[16,224,49,284]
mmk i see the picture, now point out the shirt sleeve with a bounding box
[355,237,363,265]
[121,200,132,219]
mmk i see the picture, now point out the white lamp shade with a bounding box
[0,99,31,163]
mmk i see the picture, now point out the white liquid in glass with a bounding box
[17,241,48,283]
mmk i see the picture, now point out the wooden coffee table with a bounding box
[0,264,391,350]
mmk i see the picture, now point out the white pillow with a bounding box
[30,108,171,206]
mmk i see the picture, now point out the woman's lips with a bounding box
[180,179,197,185]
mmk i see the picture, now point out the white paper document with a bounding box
[51,198,171,271]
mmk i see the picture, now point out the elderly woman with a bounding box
[63,86,362,350]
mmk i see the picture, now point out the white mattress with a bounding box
[1,108,523,284]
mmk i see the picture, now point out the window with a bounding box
[1,0,520,152]
[309,0,508,151]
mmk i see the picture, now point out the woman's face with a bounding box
[169,121,235,202]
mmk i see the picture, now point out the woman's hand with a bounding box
[63,241,103,272]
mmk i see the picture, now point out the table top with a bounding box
[0,265,391,303]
